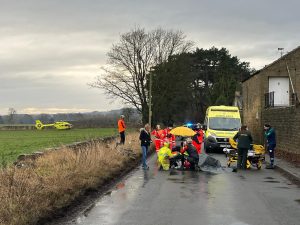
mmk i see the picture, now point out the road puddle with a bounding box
[275,186,290,189]
[167,177,184,182]
[263,177,280,183]
[264,180,280,183]
[238,175,246,180]
[169,169,179,176]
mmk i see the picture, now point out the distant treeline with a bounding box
[0,108,141,128]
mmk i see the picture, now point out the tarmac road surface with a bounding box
[57,153,300,225]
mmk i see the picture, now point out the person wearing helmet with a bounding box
[118,115,126,145]
[192,124,204,154]
[181,138,199,170]
[157,142,179,170]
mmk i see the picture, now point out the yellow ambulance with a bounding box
[204,106,241,152]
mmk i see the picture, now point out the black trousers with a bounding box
[267,144,276,165]
[187,156,199,170]
[120,131,125,144]
[237,148,248,169]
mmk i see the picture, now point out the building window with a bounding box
[265,91,274,108]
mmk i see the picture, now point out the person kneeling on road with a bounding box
[157,142,179,171]
[180,138,199,170]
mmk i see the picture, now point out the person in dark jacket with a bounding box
[233,125,253,170]
[139,123,151,170]
[264,124,276,169]
[181,138,199,170]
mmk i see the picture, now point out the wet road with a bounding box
[58,154,300,225]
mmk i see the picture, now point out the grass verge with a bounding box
[0,128,118,164]
[0,132,141,225]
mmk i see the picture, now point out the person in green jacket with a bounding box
[233,125,253,170]
[264,124,276,169]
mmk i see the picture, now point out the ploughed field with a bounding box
[0,128,118,164]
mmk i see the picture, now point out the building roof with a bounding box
[242,46,300,83]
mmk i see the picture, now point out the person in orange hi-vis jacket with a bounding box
[164,125,175,150]
[151,124,165,151]
[118,115,126,145]
[192,124,204,154]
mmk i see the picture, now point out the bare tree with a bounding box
[90,27,193,123]
[122,107,135,123]
[8,108,17,124]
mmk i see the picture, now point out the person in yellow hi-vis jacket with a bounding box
[157,142,179,170]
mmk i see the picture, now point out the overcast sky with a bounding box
[0,0,299,115]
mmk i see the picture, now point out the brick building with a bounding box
[242,46,300,159]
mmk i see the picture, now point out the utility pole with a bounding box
[148,69,152,129]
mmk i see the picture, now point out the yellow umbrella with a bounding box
[170,126,196,137]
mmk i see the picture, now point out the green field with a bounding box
[0,128,118,164]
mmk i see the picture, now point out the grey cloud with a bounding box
[0,73,122,114]
[0,0,143,34]
[0,32,110,76]
[0,0,300,114]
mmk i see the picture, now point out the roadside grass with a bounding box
[0,132,141,225]
[0,128,118,164]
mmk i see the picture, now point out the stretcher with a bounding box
[223,138,265,169]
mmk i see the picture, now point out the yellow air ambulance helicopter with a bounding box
[35,120,73,130]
